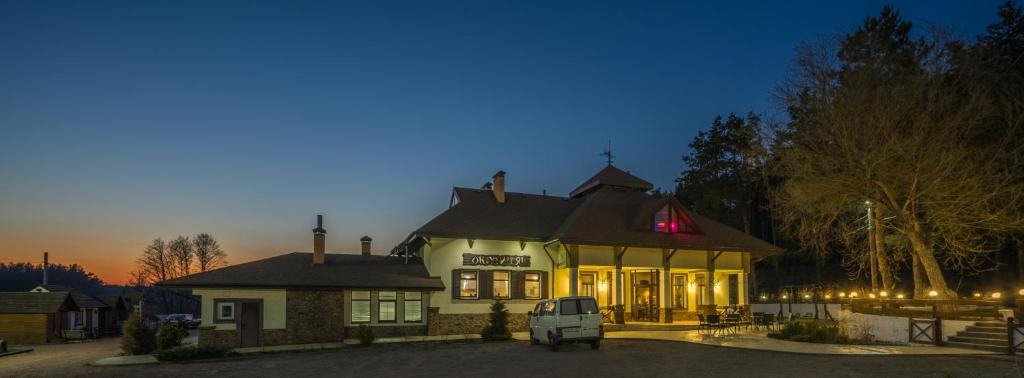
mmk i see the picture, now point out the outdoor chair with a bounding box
[751,312,765,330]
[706,314,726,335]
[724,314,742,334]
[697,313,709,334]
[762,313,776,331]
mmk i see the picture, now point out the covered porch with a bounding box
[547,243,753,324]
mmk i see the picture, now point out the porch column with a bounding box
[613,246,626,323]
[661,249,677,323]
[566,245,579,297]
[705,250,718,313]
[742,253,752,305]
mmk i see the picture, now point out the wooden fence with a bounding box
[847,299,1001,320]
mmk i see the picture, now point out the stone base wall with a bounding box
[198,327,237,349]
[427,310,529,336]
[283,290,345,345]
[344,325,428,338]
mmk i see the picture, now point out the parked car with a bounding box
[528,296,603,351]
[163,314,199,329]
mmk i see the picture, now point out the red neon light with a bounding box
[670,221,678,233]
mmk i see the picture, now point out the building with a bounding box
[159,216,445,349]
[160,164,779,348]
[0,292,80,344]
[399,165,781,334]
[29,284,112,337]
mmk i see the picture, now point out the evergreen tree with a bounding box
[481,300,511,341]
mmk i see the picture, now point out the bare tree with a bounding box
[137,238,175,284]
[192,233,227,272]
[774,32,1024,298]
[168,235,194,277]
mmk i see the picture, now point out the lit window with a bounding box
[525,272,541,299]
[654,205,689,233]
[459,271,478,299]
[672,274,687,309]
[581,273,595,297]
[216,302,235,321]
[378,291,397,322]
[404,292,422,322]
[493,271,510,299]
[351,291,370,323]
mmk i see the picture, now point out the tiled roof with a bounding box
[0,292,79,313]
[412,165,782,256]
[158,253,445,290]
[33,284,109,309]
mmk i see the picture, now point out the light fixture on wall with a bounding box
[687,281,697,292]
[992,292,1002,299]
[598,280,608,292]
[879,291,888,298]
[896,294,905,299]
[928,290,938,298]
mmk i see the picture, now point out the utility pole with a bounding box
[866,200,878,293]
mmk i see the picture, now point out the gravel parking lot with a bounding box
[12,339,1017,378]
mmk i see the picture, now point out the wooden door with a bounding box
[239,302,261,347]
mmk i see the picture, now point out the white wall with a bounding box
[833,310,974,345]
[192,288,287,330]
[751,303,842,318]
[425,238,554,314]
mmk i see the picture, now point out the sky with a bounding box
[0,0,1005,284]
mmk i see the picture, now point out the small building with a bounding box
[29,284,111,337]
[0,292,80,344]
[158,221,445,349]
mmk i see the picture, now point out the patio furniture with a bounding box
[61,329,87,340]
[697,313,709,334]
[601,306,615,324]
[706,314,726,335]
[762,313,777,332]
[724,314,742,334]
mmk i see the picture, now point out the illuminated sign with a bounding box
[462,253,530,267]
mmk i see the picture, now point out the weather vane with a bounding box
[600,140,614,166]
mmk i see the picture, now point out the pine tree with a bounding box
[481,300,511,341]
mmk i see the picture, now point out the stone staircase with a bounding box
[946,321,1007,353]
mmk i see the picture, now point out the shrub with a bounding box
[481,300,511,341]
[156,323,188,350]
[155,346,235,362]
[772,320,846,344]
[121,312,156,355]
[356,324,375,346]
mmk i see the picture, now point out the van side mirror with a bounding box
[527,311,534,317]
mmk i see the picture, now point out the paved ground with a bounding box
[9,339,1020,378]
[0,337,121,377]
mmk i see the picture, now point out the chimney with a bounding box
[492,170,506,204]
[360,236,372,256]
[313,215,326,265]
[43,252,49,285]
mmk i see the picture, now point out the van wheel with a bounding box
[549,333,560,352]
[529,330,539,345]
[590,340,601,350]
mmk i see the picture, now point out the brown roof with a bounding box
[413,165,781,256]
[158,253,445,290]
[33,284,109,309]
[0,292,79,313]
[570,165,653,197]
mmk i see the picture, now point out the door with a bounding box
[239,302,261,348]
[557,299,582,339]
[578,297,601,338]
[630,270,659,322]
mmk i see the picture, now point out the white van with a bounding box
[528,296,604,351]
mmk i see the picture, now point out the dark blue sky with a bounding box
[0,0,1002,282]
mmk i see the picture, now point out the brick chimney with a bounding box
[43,252,49,285]
[492,170,506,204]
[313,215,326,265]
[360,236,372,256]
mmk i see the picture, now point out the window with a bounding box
[541,301,556,315]
[378,291,397,322]
[654,205,693,233]
[459,271,478,299]
[493,271,510,299]
[216,302,235,321]
[580,273,596,297]
[351,291,370,323]
[559,299,579,315]
[672,274,687,309]
[579,298,598,314]
[404,292,422,322]
[525,272,541,299]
